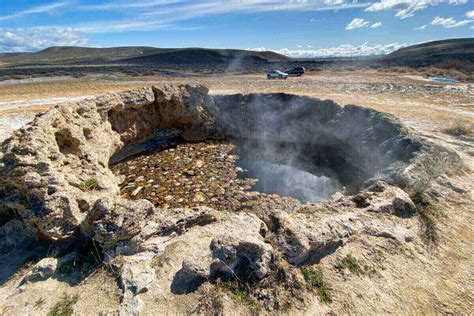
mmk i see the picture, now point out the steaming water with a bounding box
[238,160,342,203]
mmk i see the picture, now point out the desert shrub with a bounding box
[48,294,79,316]
[442,124,473,137]
[338,254,364,275]
[412,192,439,245]
[217,279,259,311]
[301,266,332,303]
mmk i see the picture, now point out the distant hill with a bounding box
[0,39,472,80]
[0,46,290,66]
[381,38,474,67]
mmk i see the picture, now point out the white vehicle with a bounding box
[266,70,288,80]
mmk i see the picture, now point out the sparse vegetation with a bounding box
[47,294,79,316]
[34,297,45,309]
[57,239,104,283]
[301,266,332,303]
[217,279,259,311]
[82,178,99,191]
[412,192,439,246]
[338,254,364,275]
[442,124,473,137]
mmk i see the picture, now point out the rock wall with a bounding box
[0,85,458,244]
[0,85,212,240]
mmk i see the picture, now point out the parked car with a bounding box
[267,70,288,80]
[285,67,305,76]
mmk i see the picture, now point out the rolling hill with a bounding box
[0,46,290,66]
[0,39,472,80]
[381,38,474,67]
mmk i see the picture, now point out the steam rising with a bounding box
[208,92,404,202]
[238,160,342,202]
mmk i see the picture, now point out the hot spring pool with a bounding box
[237,160,343,203]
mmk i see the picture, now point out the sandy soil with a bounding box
[0,70,472,142]
[0,70,472,315]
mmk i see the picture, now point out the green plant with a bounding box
[301,266,324,288]
[339,254,364,275]
[218,279,259,310]
[82,178,99,191]
[48,294,79,316]
[301,266,332,303]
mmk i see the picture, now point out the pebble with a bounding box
[112,141,302,213]
[131,186,143,196]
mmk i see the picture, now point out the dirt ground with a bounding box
[0,69,472,314]
[0,70,472,137]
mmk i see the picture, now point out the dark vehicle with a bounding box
[285,67,305,76]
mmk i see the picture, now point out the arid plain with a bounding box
[0,69,472,314]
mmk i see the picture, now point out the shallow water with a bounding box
[237,160,342,203]
[429,77,458,84]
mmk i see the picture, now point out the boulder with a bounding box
[82,198,156,247]
[353,180,416,217]
[21,258,58,283]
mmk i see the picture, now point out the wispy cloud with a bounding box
[249,42,409,57]
[366,0,468,19]
[0,1,69,22]
[345,18,370,30]
[466,10,474,19]
[0,27,88,52]
[77,0,182,11]
[370,22,382,28]
[414,24,427,30]
[431,16,473,28]
[141,0,371,19]
[65,0,372,34]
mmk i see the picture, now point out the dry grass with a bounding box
[1,70,471,136]
[442,124,473,137]
[412,192,440,246]
[48,294,79,316]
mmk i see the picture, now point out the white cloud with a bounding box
[0,1,68,21]
[248,42,409,57]
[77,0,182,11]
[0,28,88,52]
[141,0,371,20]
[307,45,312,48]
[324,0,346,5]
[345,18,370,30]
[431,16,473,28]
[371,22,382,28]
[366,0,468,19]
[466,10,474,19]
[414,24,427,30]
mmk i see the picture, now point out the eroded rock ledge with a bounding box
[0,85,460,312]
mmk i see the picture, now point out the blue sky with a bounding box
[0,0,473,57]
